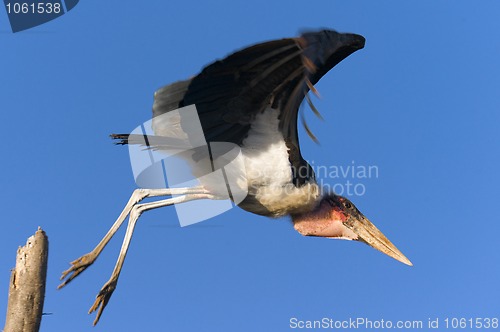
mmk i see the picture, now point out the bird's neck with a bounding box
[292,199,356,239]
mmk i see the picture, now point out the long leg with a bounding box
[88,193,218,325]
[58,187,207,289]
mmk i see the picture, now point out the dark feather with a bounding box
[113,30,365,186]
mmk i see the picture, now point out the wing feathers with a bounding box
[146,30,364,159]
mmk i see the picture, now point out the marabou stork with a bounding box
[58,29,412,325]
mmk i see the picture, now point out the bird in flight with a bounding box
[58,29,412,325]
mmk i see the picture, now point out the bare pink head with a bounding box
[292,194,412,266]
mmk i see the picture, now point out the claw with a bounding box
[88,279,117,325]
[57,253,96,289]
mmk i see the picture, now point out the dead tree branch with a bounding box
[3,228,49,332]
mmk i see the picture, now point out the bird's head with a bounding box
[292,193,412,266]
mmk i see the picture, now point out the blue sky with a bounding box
[1,1,499,331]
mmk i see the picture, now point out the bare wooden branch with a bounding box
[3,228,49,332]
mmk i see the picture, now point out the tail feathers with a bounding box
[110,133,190,151]
[110,133,130,145]
[110,133,161,146]
[110,132,210,162]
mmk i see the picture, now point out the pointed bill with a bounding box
[343,216,413,266]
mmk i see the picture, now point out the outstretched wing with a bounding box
[118,30,365,184]
[153,30,364,143]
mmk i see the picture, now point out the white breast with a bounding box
[241,108,320,217]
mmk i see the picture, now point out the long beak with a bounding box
[344,216,413,266]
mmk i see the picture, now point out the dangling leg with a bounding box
[87,193,218,325]
[58,187,207,289]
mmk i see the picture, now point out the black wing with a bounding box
[121,30,365,185]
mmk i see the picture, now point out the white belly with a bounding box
[241,108,320,217]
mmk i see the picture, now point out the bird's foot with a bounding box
[58,252,97,289]
[88,278,117,325]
